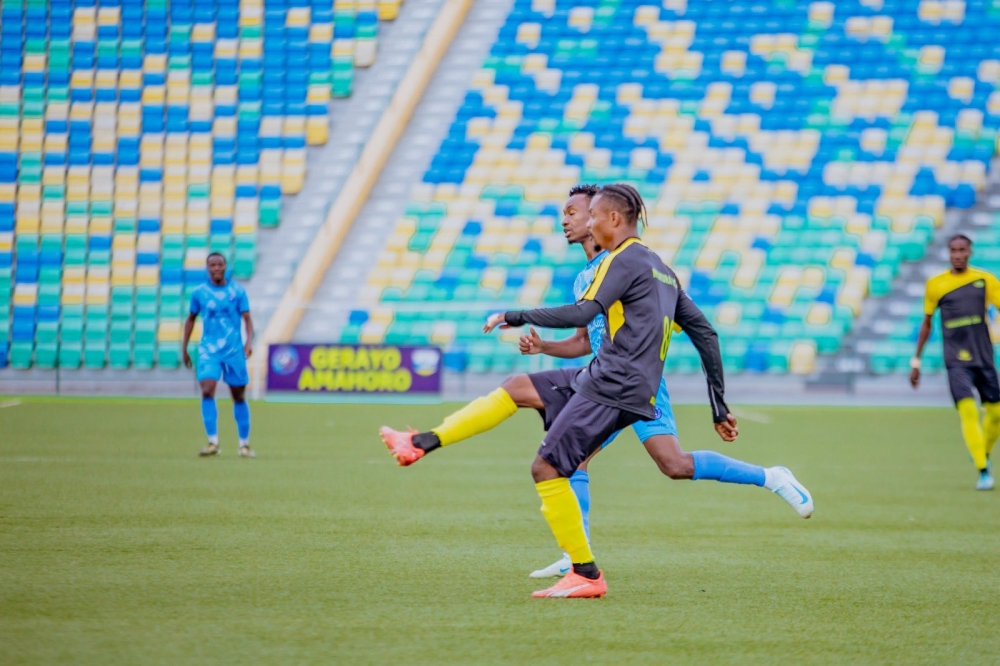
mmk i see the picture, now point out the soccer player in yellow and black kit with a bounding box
[911,234,1000,490]
[380,184,813,598]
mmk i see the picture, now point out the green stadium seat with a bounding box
[10,342,33,369]
[58,343,82,369]
[109,343,131,369]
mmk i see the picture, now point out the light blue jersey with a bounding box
[573,250,608,355]
[573,250,677,442]
[190,280,250,386]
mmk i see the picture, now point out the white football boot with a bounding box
[765,466,814,518]
[529,553,571,578]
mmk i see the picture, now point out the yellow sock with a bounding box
[958,398,988,470]
[536,477,594,564]
[431,388,518,447]
[982,402,1000,458]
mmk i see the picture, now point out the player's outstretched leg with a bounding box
[380,375,538,466]
[531,458,606,599]
[198,379,221,456]
[644,435,814,518]
[231,385,254,458]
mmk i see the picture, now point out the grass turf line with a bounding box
[1,400,998,664]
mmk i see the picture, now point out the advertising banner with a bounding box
[267,344,442,395]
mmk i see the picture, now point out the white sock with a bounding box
[239,438,249,448]
[208,435,219,446]
[763,467,779,491]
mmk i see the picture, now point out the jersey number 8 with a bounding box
[660,316,673,361]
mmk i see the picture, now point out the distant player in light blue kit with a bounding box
[519,184,812,578]
[182,252,256,458]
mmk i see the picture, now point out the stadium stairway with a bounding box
[296,0,515,341]
[292,0,1000,390]
[246,0,449,333]
[815,155,1000,382]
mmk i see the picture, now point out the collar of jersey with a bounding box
[609,237,643,254]
[586,250,609,270]
[933,267,989,291]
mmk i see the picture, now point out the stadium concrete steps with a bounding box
[246,0,448,336]
[295,0,515,342]
[815,158,1000,382]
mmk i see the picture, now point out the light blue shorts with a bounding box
[197,350,249,387]
[602,377,677,447]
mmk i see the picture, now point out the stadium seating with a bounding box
[347,0,1000,375]
[0,0,401,369]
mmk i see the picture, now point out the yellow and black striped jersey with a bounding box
[923,267,1000,368]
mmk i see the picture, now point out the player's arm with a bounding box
[487,254,629,332]
[519,326,592,358]
[910,314,933,389]
[491,300,603,330]
[673,290,736,440]
[912,280,939,389]
[239,289,253,358]
[182,290,200,369]
[182,312,197,369]
[242,311,254,358]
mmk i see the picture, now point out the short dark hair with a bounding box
[949,234,972,247]
[206,252,227,264]
[568,183,599,199]
[595,183,648,227]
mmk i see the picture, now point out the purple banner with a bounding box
[267,344,442,394]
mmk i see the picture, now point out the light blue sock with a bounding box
[569,470,591,540]
[233,400,251,440]
[201,397,218,438]
[691,450,766,487]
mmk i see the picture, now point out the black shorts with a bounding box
[947,365,1000,405]
[528,369,643,477]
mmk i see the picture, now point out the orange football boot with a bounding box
[379,426,425,466]
[531,570,607,598]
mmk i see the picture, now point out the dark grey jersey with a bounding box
[573,238,680,418]
[504,237,729,423]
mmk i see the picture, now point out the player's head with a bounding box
[948,234,972,272]
[588,183,647,249]
[206,252,227,284]
[562,184,599,246]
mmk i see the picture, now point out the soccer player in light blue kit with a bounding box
[182,252,256,458]
[519,185,812,577]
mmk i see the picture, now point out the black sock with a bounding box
[412,432,441,453]
[573,561,600,580]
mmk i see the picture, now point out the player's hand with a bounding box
[519,327,544,355]
[714,413,738,442]
[244,342,253,359]
[182,350,193,369]
[909,367,920,389]
[483,312,510,334]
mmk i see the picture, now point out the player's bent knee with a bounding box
[658,457,693,479]
[502,374,543,409]
[644,435,693,479]
[230,386,247,403]
[531,455,561,483]
[199,380,217,399]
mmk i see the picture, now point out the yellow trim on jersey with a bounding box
[608,300,624,342]
[923,267,1000,315]
[581,237,643,302]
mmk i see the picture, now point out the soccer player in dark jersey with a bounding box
[911,234,1000,490]
[380,184,813,598]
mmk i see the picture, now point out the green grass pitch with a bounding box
[2,398,999,664]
